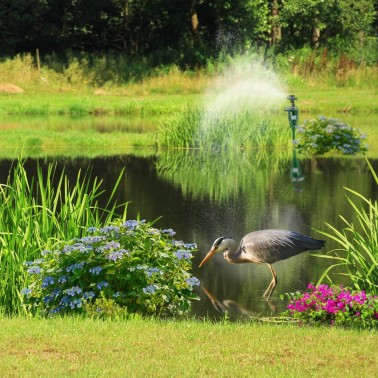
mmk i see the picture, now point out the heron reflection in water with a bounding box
[199,230,325,300]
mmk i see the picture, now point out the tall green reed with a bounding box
[317,160,378,295]
[156,107,290,150]
[0,160,127,314]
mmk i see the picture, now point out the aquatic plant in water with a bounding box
[317,160,378,295]
[294,116,368,155]
[282,284,378,329]
[22,219,200,317]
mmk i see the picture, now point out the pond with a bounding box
[1,151,377,319]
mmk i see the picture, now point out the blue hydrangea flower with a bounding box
[97,281,109,290]
[66,262,85,272]
[69,299,82,309]
[89,266,102,275]
[162,228,176,236]
[113,292,121,298]
[43,295,54,303]
[42,276,55,288]
[65,286,83,296]
[143,285,157,294]
[104,241,121,250]
[27,266,42,275]
[58,275,68,284]
[51,288,61,297]
[60,296,71,306]
[79,235,107,244]
[82,291,95,300]
[87,227,98,233]
[184,243,197,250]
[21,288,32,296]
[146,267,161,277]
[186,277,200,287]
[100,225,120,234]
[123,220,139,230]
[107,249,129,261]
[172,240,184,247]
[175,250,192,260]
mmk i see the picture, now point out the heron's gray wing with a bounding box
[240,229,324,264]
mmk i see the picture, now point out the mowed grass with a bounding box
[0,92,201,116]
[0,317,376,377]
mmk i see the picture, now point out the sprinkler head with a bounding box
[287,95,298,107]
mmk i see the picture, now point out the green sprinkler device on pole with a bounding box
[285,95,304,183]
[285,94,298,140]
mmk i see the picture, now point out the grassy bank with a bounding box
[0,86,377,116]
[0,316,376,377]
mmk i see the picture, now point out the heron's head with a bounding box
[199,237,234,267]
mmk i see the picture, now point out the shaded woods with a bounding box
[0,0,376,67]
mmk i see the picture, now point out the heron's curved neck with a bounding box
[222,239,239,263]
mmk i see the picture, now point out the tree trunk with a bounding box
[312,25,320,49]
[189,0,199,40]
[271,0,281,44]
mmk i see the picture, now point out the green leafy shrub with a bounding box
[22,220,200,317]
[282,284,378,329]
[0,160,126,315]
[294,116,368,155]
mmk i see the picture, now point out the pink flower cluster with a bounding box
[286,284,378,326]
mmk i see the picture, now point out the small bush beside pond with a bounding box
[294,116,368,156]
[282,284,378,329]
[23,220,200,317]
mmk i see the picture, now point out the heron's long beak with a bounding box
[199,247,217,267]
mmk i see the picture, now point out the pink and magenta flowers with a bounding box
[284,284,378,329]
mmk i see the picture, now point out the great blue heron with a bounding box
[199,229,325,300]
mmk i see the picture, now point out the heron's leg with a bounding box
[263,264,278,300]
[263,279,274,298]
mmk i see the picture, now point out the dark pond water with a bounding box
[1,153,377,319]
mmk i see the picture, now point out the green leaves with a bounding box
[317,159,378,295]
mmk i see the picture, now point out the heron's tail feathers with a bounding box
[306,238,325,250]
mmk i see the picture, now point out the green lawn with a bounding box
[0,317,376,377]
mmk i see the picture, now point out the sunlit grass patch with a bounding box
[0,317,376,377]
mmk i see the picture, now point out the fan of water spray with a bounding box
[199,57,288,149]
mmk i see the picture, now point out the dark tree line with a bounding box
[0,0,376,64]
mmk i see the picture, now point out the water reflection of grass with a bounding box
[0,129,155,158]
[156,149,291,204]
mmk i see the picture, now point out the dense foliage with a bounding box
[283,284,378,329]
[294,116,368,155]
[23,220,200,317]
[0,160,126,315]
[0,0,376,66]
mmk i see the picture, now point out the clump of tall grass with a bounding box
[156,107,290,150]
[0,160,126,314]
[317,160,378,295]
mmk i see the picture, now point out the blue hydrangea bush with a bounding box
[294,116,368,156]
[22,220,200,317]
